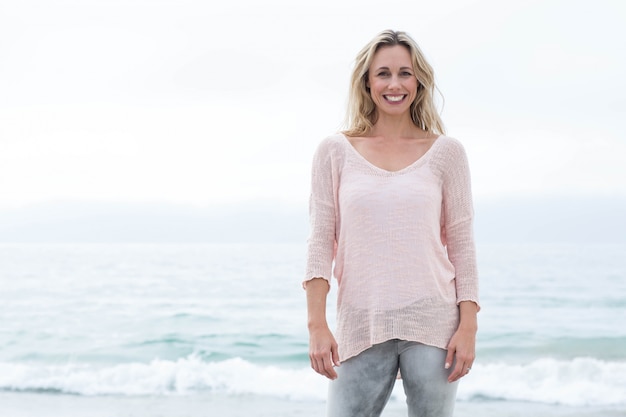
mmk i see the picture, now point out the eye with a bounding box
[377,71,391,77]
[400,71,413,77]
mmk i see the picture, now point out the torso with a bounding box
[346,132,439,172]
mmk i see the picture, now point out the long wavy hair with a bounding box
[343,30,445,136]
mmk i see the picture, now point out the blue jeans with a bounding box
[327,339,458,417]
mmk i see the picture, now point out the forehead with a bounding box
[370,45,413,68]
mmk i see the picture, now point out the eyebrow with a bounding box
[374,66,413,71]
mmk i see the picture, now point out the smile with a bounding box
[384,95,406,103]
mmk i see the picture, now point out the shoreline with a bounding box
[1,392,625,417]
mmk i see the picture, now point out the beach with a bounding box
[2,392,626,417]
[0,242,625,416]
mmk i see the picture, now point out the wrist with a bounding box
[308,320,329,331]
[458,301,478,332]
[457,320,478,333]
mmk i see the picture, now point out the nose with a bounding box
[389,75,401,89]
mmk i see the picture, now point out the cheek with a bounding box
[369,80,385,95]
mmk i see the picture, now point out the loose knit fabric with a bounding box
[304,133,479,362]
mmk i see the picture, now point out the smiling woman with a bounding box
[304,30,479,417]
[366,46,418,117]
[344,30,444,137]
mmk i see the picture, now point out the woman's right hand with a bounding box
[308,324,340,380]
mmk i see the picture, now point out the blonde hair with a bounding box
[343,30,445,136]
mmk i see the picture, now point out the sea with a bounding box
[0,242,625,417]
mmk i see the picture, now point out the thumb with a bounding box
[444,346,454,370]
[332,342,341,366]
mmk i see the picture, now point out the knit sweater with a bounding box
[304,133,479,362]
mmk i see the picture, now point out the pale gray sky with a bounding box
[1,0,625,210]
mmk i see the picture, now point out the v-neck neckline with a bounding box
[340,133,442,175]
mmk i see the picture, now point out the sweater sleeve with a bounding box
[440,139,480,309]
[303,138,337,288]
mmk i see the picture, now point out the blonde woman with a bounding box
[304,30,480,417]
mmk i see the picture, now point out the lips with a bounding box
[384,95,406,103]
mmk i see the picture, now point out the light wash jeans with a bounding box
[327,339,458,417]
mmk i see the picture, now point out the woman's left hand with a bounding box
[445,301,478,383]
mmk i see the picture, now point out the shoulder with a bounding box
[429,135,471,177]
[318,132,346,149]
[432,135,469,162]
[313,133,348,160]
[435,135,466,154]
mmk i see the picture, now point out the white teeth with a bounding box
[385,95,404,102]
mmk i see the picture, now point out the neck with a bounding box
[369,113,425,139]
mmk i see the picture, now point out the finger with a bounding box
[448,361,465,383]
[449,361,474,383]
[310,353,326,377]
[313,358,325,377]
[331,343,341,368]
[311,350,336,380]
[315,356,335,380]
[310,356,320,374]
[444,348,454,371]
[325,359,338,380]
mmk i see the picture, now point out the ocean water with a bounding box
[0,242,625,416]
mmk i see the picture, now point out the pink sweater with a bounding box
[304,133,479,362]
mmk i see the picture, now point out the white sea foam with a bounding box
[1,356,625,406]
[0,356,326,400]
[457,357,626,406]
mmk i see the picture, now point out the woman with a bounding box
[303,30,480,417]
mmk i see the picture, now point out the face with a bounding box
[366,45,418,118]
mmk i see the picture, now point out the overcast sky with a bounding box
[1,0,625,211]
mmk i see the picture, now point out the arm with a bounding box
[303,138,340,379]
[306,277,340,380]
[439,139,480,382]
[445,217,479,382]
